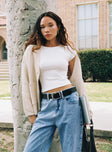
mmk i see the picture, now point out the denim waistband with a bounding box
[42,87,77,100]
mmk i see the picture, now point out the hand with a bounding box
[83,123,87,126]
[29,115,37,125]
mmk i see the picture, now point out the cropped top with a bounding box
[39,45,76,92]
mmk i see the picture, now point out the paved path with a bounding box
[0,100,112,137]
[0,100,13,123]
[90,102,112,131]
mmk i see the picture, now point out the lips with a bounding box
[45,34,51,37]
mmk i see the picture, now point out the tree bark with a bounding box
[5,0,61,152]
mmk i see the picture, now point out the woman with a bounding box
[22,11,92,152]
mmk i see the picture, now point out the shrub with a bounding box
[78,49,112,82]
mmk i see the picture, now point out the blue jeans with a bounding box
[24,91,83,152]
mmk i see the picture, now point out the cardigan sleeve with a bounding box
[70,53,93,118]
[21,49,36,116]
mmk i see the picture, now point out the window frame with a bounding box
[76,3,99,50]
[0,3,1,10]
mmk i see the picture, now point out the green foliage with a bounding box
[78,49,112,82]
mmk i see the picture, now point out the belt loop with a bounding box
[60,91,64,98]
[47,93,49,100]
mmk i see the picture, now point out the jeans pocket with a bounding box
[65,92,79,104]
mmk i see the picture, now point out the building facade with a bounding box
[0,0,7,61]
[57,0,112,50]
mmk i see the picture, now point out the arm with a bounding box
[21,51,37,124]
[69,54,93,118]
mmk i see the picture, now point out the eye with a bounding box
[40,26,45,29]
[49,24,53,27]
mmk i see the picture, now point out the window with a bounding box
[77,4,98,49]
[0,2,1,10]
[109,3,112,48]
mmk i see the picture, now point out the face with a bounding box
[40,16,59,43]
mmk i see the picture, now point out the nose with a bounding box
[44,27,49,32]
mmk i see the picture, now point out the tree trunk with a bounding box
[5,0,61,152]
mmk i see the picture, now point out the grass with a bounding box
[85,82,112,102]
[0,128,14,152]
[0,81,10,100]
[0,81,112,102]
[96,137,112,152]
[0,128,112,152]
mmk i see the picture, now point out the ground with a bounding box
[0,128,14,152]
[0,128,112,152]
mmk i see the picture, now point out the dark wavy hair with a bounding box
[25,11,74,51]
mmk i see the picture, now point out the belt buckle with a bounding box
[51,92,62,99]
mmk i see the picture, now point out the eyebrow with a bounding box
[40,22,54,26]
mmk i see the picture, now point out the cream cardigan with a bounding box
[21,45,92,117]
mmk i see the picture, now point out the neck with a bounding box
[45,40,60,47]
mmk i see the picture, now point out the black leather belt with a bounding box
[42,87,77,100]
